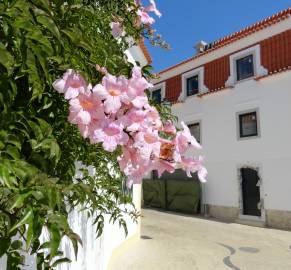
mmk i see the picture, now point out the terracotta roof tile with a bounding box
[138,39,152,65]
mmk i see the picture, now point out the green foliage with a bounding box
[0,0,148,268]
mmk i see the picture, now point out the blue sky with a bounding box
[146,1,290,72]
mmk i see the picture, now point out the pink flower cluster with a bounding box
[135,0,161,25]
[53,67,207,187]
[110,0,161,38]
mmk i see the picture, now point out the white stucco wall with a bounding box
[171,70,291,212]
[125,45,148,68]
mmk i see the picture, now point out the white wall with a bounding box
[125,45,148,68]
[0,177,141,270]
[172,70,291,212]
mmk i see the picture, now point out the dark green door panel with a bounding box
[143,178,201,214]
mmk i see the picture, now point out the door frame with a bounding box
[237,163,266,222]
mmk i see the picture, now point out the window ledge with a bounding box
[197,85,234,98]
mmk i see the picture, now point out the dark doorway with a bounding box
[143,169,201,214]
[241,168,261,216]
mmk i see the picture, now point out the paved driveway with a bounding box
[111,209,291,270]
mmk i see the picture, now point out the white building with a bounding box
[151,8,291,230]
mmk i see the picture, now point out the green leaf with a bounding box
[10,209,34,233]
[51,258,71,267]
[7,135,22,150]
[32,190,45,200]
[29,45,49,80]
[26,30,53,55]
[5,145,20,159]
[36,14,61,42]
[10,192,33,210]
[0,237,11,257]
[37,118,52,137]
[61,29,80,44]
[28,120,43,141]
[67,231,82,260]
[0,42,14,74]
[0,163,9,185]
[49,224,61,259]
[26,211,35,251]
[0,163,15,188]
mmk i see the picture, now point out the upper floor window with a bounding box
[238,111,259,139]
[180,67,208,101]
[236,54,254,81]
[188,122,201,143]
[150,82,165,104]
[186,75,199,96]
[226,45,268,87]
[152,89,162,103]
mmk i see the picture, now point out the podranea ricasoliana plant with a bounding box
[53,67,207,187]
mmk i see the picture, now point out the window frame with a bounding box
[180,67,208,101]
[187,120,202,145]
[226,45,268,87]
[236,108,261,141]
[151,88,162,104]
[186,74,200,97]
[236,54,255,82]
[150,82,165,103]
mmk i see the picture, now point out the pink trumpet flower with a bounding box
[175,122,202,154]
[91,121,128,152]
[93,74,129,114]
[145,0,162,17]
[137,9,155,25]
[53,69,87,100]
[180,156,207,182]
[110,22,123,38]
[68,92,104,126]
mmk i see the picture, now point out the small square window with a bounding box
[186,75,199,96]
[188,122,201,143]
[236,55,254,81]
[239,112,258,138]
[152,89,162,103]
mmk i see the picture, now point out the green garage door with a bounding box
[143,170,201,214]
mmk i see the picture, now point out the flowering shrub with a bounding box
[53,67,206,188]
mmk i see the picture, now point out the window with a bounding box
[152,89,162,103]
[226,45,268,87]
[181,67,208,101]
[188,122,201,143]
[239,111,258,138]
[186,75,199,96]
[236,54,254,81]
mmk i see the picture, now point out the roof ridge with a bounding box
[211,7,291,46]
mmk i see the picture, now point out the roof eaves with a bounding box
[138,39,152,65]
